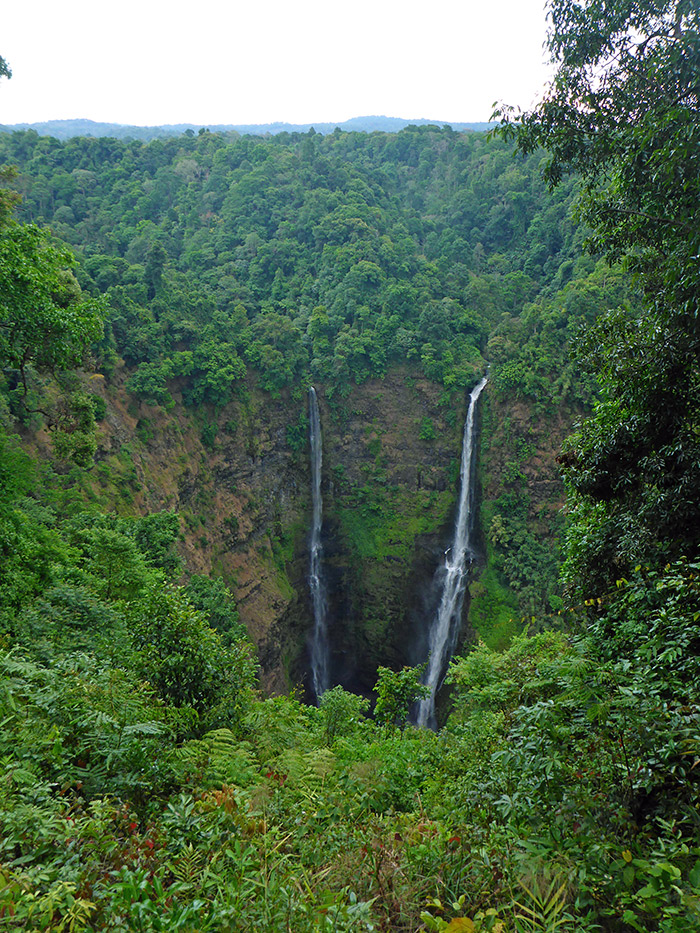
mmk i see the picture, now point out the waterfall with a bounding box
[417,375,488,728]
[308,386,330,700]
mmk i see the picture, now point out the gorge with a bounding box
[12,121,646,742]
[0,118,614,718]
[0,121,599,697]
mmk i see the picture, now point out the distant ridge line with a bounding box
[0,116,495,141]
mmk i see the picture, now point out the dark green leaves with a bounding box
[0,222,104,381]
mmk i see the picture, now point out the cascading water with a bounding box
[416,375,488,728]
[308,386,330,700]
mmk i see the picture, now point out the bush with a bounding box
[128,585,257,735]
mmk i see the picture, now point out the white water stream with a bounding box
[308,387,330,699]
[416,376,488,727]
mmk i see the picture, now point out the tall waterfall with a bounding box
[417,376,488,728]
[308,387,330,700]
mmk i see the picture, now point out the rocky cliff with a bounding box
[41,363,571,698]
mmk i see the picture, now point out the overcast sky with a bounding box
[2,0,552,127]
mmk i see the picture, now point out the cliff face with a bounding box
[80,364,472,694]
[315,369,470,695]
[86,365,309,695]
[470,392,575,648]
[66,364,571,696]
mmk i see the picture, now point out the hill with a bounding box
[0,115,494,141]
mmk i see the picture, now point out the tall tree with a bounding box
[500,0,699,322]
[0,222,104,391]
[499,0,700,596]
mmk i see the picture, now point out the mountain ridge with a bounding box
[0,115,494,141]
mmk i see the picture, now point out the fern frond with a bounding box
[174,729,257,789]
[274,747,336,791]
[167,842,205,884]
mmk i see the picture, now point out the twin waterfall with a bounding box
[416,375,488,728]
[308,387,330,700]
[307,377,487,718]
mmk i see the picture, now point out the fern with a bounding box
[174,728,257,789]
[512,873,573,933]
[274,747,336,793]
[167,842,206,885]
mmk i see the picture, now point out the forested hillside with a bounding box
[0,121,629,664]
[1,121,589,399]
[1,0,699,927]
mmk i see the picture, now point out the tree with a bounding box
[0,75,104,392]
[0,167,21,227]
[374,664,428,731]
[184,573,242,640]
[0,216,105,465]
[0,222,104,390]
[498,0,700,596]
[500,0,699,319]
[128,585,256,735]
[319,685,370,744]
[131,510,181,575]
[0,119,105,464]
[74,525,151,602]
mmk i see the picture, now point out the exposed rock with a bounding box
[32,362,572,699]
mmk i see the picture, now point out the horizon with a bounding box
[0,114,494,130]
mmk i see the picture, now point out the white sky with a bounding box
[2,0,552,127]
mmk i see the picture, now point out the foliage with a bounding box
[444,557,700,930]
[130,510,181,575]
[0,122,603,411]
[1,38,697,930]
[183,573,242,640]
[319,684,370,744]
[498,0,700,597]
[559,305,700,597]
[374,663,429,730]
[0,529,698,932]
[0,221,104,387]
[0,163,105,467]
[128,584,256,734]
[419,415,437,441]
[499,0,699,322]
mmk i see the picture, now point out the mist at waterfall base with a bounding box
[308,387,330,702]
[415,376,488,729]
